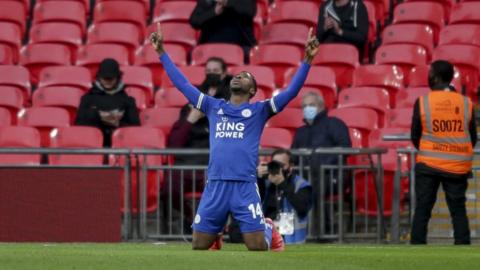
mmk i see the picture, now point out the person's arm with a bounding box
[189,0,217,29]
[469,107,477,148]
[75,95,100,126]
[316,3,328,41]
[331,118,352,147]
[411,99,422,149]
[277,181,313,219]
[225,0,256,17]
[120,97,140,126]
[335,2,368,44]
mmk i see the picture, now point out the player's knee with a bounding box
[191,239,210,250]
[244,239,268,251]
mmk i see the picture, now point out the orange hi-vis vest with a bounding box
[417,91,474,174]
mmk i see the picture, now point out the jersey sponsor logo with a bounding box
[241,109,252,118]
[215,120,245,139]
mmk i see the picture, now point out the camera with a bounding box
[267,160,284,175]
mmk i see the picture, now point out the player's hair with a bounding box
[271,148,293,164]
[430,60,454,84]
[206,57,227,72]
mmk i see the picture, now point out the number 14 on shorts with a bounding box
[248,203,265,224]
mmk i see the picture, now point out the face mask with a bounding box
[303,106,318,121]
[205,73,222,87]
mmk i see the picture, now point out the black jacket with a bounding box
[189,0,256,48]
[75,81,140,147]
[316,0,369,60]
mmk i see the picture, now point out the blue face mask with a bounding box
[303,106,318,121]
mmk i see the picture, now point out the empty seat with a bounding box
[17,107,71,147]
[38,66,91,91]
[93,1,146,39]
[230,65,276,95]
[153,1,196,24]
[364,0,388,24]
[352,65,404,107]
[19,43,72,85]
[450,2,480,25]
[160,65,205,90]
[368,127,411,149]
[284,66,337,109]
[0,44,12,65]
[33,1,86,34]
[385,108,414,128]
[439,24,480,48]
[0,126,41,165]
[191,44,244,66]
[250,44,302,87]
[286,87,327,109]
[0,65,31,102]
[337,87,390,127]
[124,87,148,110]
[29,23,83,61]
[329,107,378,146]
[76,44,130,77]
[393,2,445,43]
[32,86,84,122]
[260,127,293,149]
[0,22,21,64]
[0,86,23,122]
[96,0,148,15]
[375,44,427,84]
[259,23,309,50]
[145,22,196,52]
[0,1,27,35]
[408,64,462,90]
[121,66,154,105]
[49,126,104,165]
[135,43,187,87]
[363,1,378,46]
[251,88,267,103]
[0,107,11,126]
[267,108,303,134]
[312,44,359,88]
[269,1,319,27]
[381,24,434,58]
[155,88,188,108]
[141,107,181,136]
[395,87,430,108]
[404,0,454,22]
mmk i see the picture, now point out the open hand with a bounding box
[304,27,320,64]
[149,22,164,54]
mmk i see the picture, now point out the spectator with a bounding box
[316,0,369,60]
[259,149,313,244]
[291,91,351,234]
[189,0,257,60]
[75,58,140,147]
[165,57,232,233]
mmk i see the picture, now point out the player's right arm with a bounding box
[150,23,213,113]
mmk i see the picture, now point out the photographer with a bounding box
[259,149,313,244]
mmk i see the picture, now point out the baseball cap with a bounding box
[97,58,121,79]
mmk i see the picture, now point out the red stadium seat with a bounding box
[191,44,244,67]
[135,44,187,87]
[260,127,293,149]
[250,44,302,87]
[251,88,267,103]
[385,107,414,128]
[145,22,196,52]
[267,108,303,134]
[96,0,149,15]
[17,107,70,147]
[141,107,181,136]
[375,44,428,83]
[0,107,11,126]
[259,23,309,51]
[368,127,412,149]
[404,0,454,22]
[450,2,480,25]
[155,87,188,108]
[0,126,41,165]
[364,0,387,25]
[284,66,337,109]
[76,44,130,78]
[125,86,148,110]
[19,44,72,85]
[432,44,480,101]
[32,86,83,122]
[381,24,434,59]
[4,0,29,17]
[230,65,276,95]
[349,128,364,148]
[312,44,359,88]
[0,86,23,122]
[394,87,430,109]
[408,64,462,90]
[363,1,378,45]
[329,107,378,146]
[111,126,166,213]
[160,66,205,89]
[393,2,445,43]
[49,126,104,165]
[0,44,13,65]
[121,66,154,105]
[29,23,83,62]
[33,1,86,34]
[286,87,327,109]
[153,1,197,24]
[0,65,31,103]
[269,1,319,28]
[439,24,480,48]
[337,87,390,127]
[38,66,91,91]
[0,22,21,64]
[0,1,27,35]
[352,65,404,107]
[93,1,146,39]
[87,22,141,63]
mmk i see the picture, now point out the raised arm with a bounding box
[270,28,319,113]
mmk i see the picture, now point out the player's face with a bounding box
[230,71,255,97]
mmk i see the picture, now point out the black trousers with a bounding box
[410,165,470,244]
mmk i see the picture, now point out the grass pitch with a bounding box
[1,243,480,270]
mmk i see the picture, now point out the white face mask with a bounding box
[303,106,318,121]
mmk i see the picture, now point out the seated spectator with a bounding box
[291,91,351,234]
[189,0,257,59]
[75,58,140,147]
[316,0,368,60]
[258,149,313,244]
[164,57,232,233]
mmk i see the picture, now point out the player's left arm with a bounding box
[268,28,319,114]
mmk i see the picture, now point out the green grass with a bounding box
[1,243,480,270]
